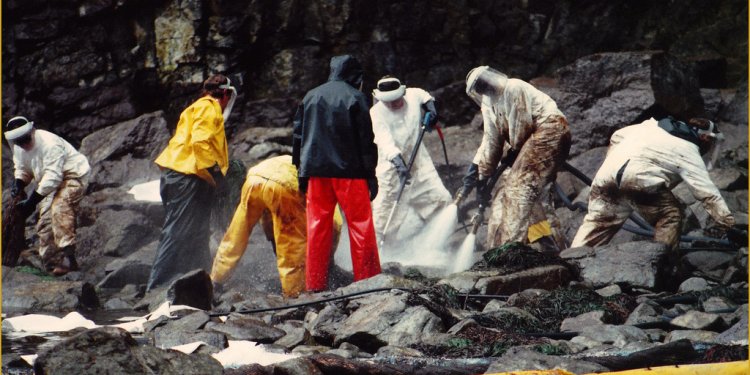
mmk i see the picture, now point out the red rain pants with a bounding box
[306,177,381,291]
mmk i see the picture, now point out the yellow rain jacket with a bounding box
[155,96,229,185]
[210,155,342,297]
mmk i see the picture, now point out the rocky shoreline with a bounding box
[2,1,748,373]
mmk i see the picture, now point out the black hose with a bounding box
[209,287,411,317]
[562,161,593,186]
[209,287,511,317]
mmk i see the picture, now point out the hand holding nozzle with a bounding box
[453,189,467,206]
[469,205,485,235]
[455,163,480,207]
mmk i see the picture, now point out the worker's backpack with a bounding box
[657,117,700,146]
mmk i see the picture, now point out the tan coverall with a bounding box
[572,118,734,249]
[474,79,571,248]
[13,129,90,268]
[210,155,342,297]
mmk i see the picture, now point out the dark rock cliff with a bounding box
[3,0,747,145]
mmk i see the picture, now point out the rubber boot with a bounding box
[64,245,79,271]
[52,245,78,276]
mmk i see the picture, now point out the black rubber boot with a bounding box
[63,245,79,271]
[52,245,79,276]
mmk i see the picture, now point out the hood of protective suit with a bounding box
[328,55,363,89]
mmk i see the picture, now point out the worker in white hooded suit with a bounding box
[369,76,452,247]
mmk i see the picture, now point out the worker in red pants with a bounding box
[293,55,381,291]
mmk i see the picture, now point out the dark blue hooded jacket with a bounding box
[292,55,377,179]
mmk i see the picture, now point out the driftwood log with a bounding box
[309,354,489,375]
[581,339,699,371]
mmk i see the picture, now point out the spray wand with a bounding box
[455,150,517,234]
[380,112,433,247]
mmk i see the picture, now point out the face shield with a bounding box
[465,66,508,108]
[4,116,35,147]
[697,120,724,170]
[219,78,238,121]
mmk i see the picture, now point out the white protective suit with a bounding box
[12,129,90,267]
[572,118,734,249]
[13,129,90,196]
[370,88,452,244]
[472,78,570,248]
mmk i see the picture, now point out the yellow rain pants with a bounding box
[210,156,341,297]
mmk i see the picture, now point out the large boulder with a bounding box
[208,315,286,343]
[167,269,214,311]
[714,312,749,345]
[547,51,704,156]
[78,111,171,191]
[474,265,572,295]
[332,292,445,353]
[33,327,223,374]
[560,241,668,289]
[2,279,99,312]
[77,209,160,259]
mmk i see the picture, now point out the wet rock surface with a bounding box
[2,1,748,373]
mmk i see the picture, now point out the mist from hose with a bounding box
[334,204,459,273]
[452,233,476,273]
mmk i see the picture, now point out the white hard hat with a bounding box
[4,116,34,141]
[373,77,406,102]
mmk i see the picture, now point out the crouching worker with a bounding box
[572,117,735,250]
[210,155,342,297]
[460,66,571,250]
[5,116,90,275]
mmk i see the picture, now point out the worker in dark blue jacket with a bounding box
[292,55,381,292]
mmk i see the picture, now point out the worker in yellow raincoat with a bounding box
[148,74,237,290]
[210,155,342,297]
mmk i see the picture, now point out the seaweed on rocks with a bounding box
[470,242,575,276]
[410,325,543,358]
[510,286,635,332]
[700,344,749,363]
[403,267,437,286]
[471,309,544,334]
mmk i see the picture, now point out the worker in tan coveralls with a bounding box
[572,117,734,250]
[5,116,90,275]
[461,66,571,249]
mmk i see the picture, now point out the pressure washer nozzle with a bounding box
[469,213,482,235]
[453,192,464,206]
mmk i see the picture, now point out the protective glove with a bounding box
[457,163,479,201]
[475,177,492,207]
[704,224,729,240]
[367,177,379,201]
[10,179,26,198]
[298,176,309,195]
[390,154,411,186]
[209,165,228,196]
[727,227,748,246]
[16,191,44,219]
[421,100,439,132]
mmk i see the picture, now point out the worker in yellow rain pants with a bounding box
[210,155,341,297]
